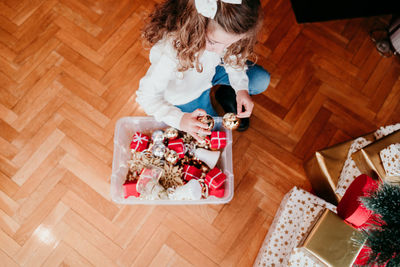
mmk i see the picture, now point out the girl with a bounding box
[136,0,270,141]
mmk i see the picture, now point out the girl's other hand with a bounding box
[236,90,254,118]
[180,109,212,142]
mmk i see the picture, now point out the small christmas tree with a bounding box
[359,182,400,266]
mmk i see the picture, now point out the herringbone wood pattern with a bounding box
[0,0,399,266]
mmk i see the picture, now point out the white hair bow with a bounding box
[195,0,242,19]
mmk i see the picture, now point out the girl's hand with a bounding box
[179,109,212,142]
[236,90,254,118]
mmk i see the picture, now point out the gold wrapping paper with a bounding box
[352,130,400,181]
[304,133,375,205]
[298,209,365,267]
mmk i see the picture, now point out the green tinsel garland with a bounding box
[359,182,400,266]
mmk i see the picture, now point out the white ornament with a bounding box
[194,148,220,169]
[169,179,202,200]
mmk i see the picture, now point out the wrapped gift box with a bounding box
[205,167,226,190]
[352,130,400,181]
[123,181,140,198]
[210,131,227,150]
[130,132,149,152]
[209,186,224,198]
[182,165,202,181]
[298,209,365,267]
[253,187,336,267]
[303,132,375,205]
[168,138,185,158]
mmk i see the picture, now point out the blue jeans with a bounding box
[175,63,270,115]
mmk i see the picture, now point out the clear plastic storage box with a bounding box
[111,116,234,205]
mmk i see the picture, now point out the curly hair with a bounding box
[142,0,262,72]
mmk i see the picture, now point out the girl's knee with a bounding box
[248,66,270,95]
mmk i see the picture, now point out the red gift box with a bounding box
[182,165,202,181]
[337,174,378,228]
[123,181,140,198]
[205,167,226,190]
[168,138,184,158]
[210,131,227,150]
[209,185,225,198]
[130,132,149,152]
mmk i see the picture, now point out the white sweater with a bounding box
[136,38,249,129]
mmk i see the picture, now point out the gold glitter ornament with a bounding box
[222,113,240,130]
[201,164,210,174]
[182,133,194,144]
[159,164,184,189]
[196,137,210,149]
[197,115,215,131]
[165,149,179,165]
[164,127,179,140]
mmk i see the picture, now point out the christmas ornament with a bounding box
[180,155,191,166]
[184,143,196,157]
[159,164,184,189]
[130,132,149,151]
[139,180,168,200]
[196,137,210,149]
[127,151,163,181]
[168,138,185,158]
[170,179,202,200]
[152,130,165,143]
[182,165,202,181]
[201,164,210,174]
[182,133,194,144]
[123,180,141,198]
[209,186,224,198]
[164,127,179,140]
[165,149,179,165]
[205,167,226,190]
[210,131,227,150]
[136,166,164,194]
[197,115,214,131]
[126,169,137,182]
[194,148,220,169]
[222,113,240,130]
[152,143,166,158]
[198,179,209,198]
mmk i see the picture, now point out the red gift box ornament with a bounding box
[182,165,202,181]
[168,138,185,158]
[209,186,225,198]
[205,167,226,190]
[123,181,140,198]
[130,132,149,152]
[210,131,227,150]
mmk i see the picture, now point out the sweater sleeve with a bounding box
[224,60,249,93]
[135,42,185,129]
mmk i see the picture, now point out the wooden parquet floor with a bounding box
[0,0,399,266]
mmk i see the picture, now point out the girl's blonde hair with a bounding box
[142,0,262,72]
